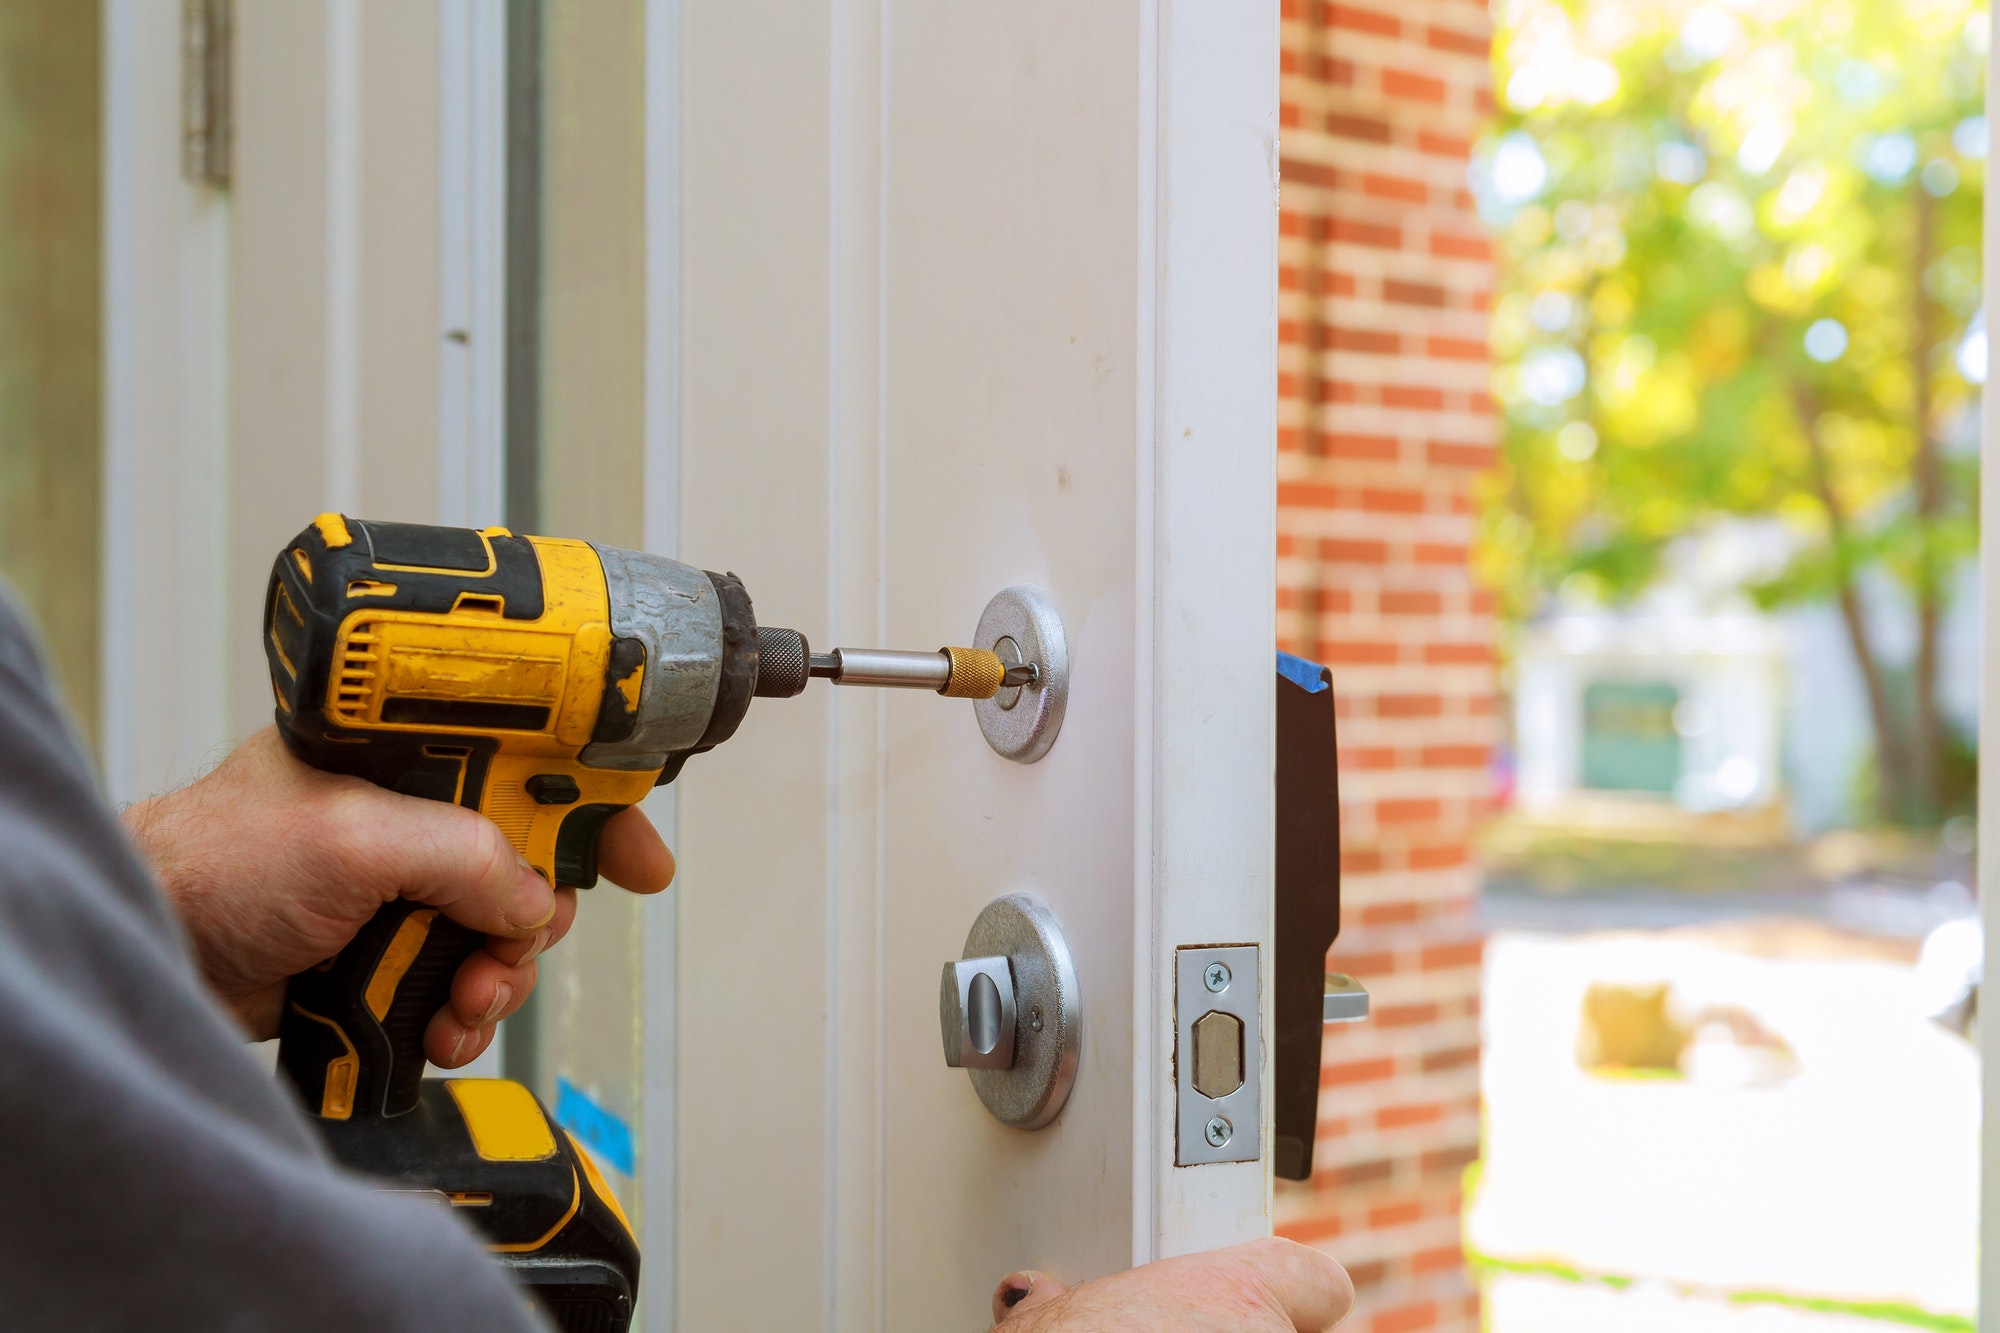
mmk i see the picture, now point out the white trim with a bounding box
[1131,0,1161,1268]
[1144,0,1281,1258]
[100,0,233,804]
[640,1,682,1327]
[324,0,361,513]
[436,0,507,529]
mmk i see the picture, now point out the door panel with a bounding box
[674,0,1275,1325]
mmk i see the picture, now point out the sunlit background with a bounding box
[1468,0,1984,1326]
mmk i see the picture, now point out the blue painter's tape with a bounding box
[554,1076,636,1178]
[1277,651,1330,694]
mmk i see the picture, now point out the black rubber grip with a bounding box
[279,899,481,1121]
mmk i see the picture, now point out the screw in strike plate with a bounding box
[1204,962,1231,993]
[1204,1116,1233,1148]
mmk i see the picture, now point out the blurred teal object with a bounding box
[1581,680,1681,796]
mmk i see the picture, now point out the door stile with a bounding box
[1141,0,1283,1261]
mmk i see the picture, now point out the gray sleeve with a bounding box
[0,591,548,1332]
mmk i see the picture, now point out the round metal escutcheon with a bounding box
[962,893,1081,1131]
[972,585,1068,763]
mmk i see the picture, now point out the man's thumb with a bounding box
[992,1271,1068,1324]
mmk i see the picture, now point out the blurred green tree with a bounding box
[1477,0,1987,825]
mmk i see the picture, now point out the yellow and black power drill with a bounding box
[264,514,1030,1331]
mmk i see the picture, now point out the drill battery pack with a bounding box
[322,1077,640,1331]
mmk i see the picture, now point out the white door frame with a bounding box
[1137,0,1282,1260]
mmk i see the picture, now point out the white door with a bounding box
[99,2,1281,1326]
[666,1,1279,1325]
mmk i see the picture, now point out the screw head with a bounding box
[1204,1115,1233,1148]
[1204,961,1231,993]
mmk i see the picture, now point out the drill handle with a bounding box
[278,899,481,1121]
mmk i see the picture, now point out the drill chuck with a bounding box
[753,627,813,698]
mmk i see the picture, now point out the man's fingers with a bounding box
[335,786,555,938]
[447,948,539,1030]
[1234,1238,1355,1332]
[425,1008,500,1068]
[991,1271,1068,1324]
[596,806,675,894]
[484,888,577,967]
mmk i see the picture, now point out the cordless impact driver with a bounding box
[264,514,1033,1331]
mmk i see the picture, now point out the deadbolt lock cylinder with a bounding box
[941,956,1018,1070]
[939,894,1081,1131]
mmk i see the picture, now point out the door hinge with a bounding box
[181,0,232,187]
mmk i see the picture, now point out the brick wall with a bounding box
[1272,3,1498,1332]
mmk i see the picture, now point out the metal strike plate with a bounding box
[941,894,1080,1130]
[1176,945,1261,1166]
[972,585,1068,763]
[940,956,1017,1069]
[1324,971,1370,1023]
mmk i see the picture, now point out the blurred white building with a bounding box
[1510,521,1979,834]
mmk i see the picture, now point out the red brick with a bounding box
[1384,278,1448,307]
[1419,131,1472,159]
[1344,744,1400,768]
[1375,1300,1440,1333]
[1320,1157,1396,1188]
[1285,158,1342,190]
[1360,901,1422,927]
[1362,487,1426,514]
[1420,1046,1479,1073]
[1279,1213,1347,1245]
[1327,431,1400,461]
[1378,1102,1446,1129]
[1327,112,1394,144]
[1331,217,1403,249]
[1369,1198,1426,1228]
[1421,744,1488,768]
[1332,949,1397,978]
[1425,335,1487,362]
[1345,1260,1390,1291]
[1325,640,1402,666]
[1375,1002,1441,1028]
[1364,173,1430,204]
[1327,3,1401,36]
[1382,68,1448,104]
[1318,537,1390,564]
[1426,439,1494,468]
[1384,384,1447,410]
[1430,231,1491,261]
[1408,842,1471,870]
[1421,940,1484,970]
[1414,1244,1468,1274]
[1413,542,1469,565]
[1421,1146,1481,1177]
[1377,692,1443,717]
[1324,1056,1397,1086]
[1378,798,1442,824]
[1380,590,1443,616]
[1427,24,1489,55]
[1423,642,1493,665]
[1332,326,1401,354]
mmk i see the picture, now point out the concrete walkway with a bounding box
[1469,926,1979,1330]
